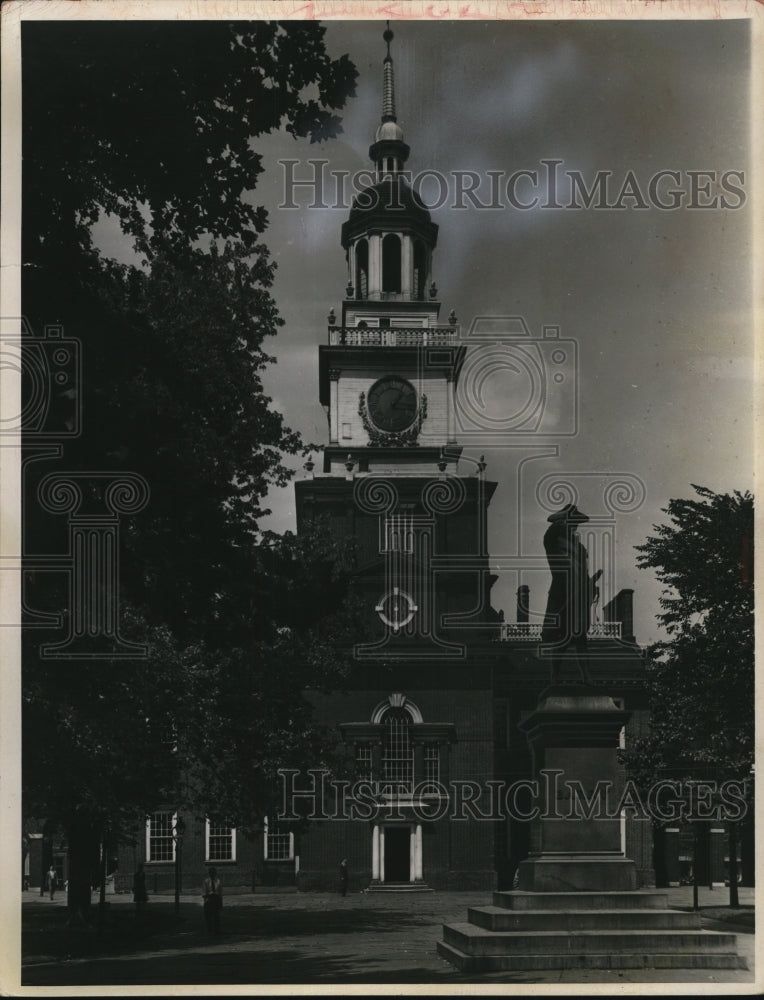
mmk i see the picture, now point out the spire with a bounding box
[382,23,396,122]
[370,22,409,180]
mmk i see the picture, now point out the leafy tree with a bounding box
[23,21,355,264]
[21,20,357,916]
[622,486,754,902]
[182,525,372,832]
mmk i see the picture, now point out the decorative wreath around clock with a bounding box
[359,379,427,447]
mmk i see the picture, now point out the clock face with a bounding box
[367,376,418,432]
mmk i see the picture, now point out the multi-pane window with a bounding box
[355,744,373,782]
[424,745,440,784]
[382,708,413,793]
[206,820,235,862]
[146,811,176,862]
[264,817,293,860]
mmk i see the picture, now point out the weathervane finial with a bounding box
[383,20,394,60]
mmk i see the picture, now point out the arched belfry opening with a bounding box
[382,234,401,293]
[355,239,369,300]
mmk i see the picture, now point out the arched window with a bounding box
[382,707,413,792]
[382,234,401,293]
[355,239,369,300]
[413,240,427,301]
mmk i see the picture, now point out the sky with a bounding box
[246,18,754,645]
[90,16,755,646]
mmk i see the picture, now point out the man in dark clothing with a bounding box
[541,504,602,685]
[132,862,148,916]
[203,866,223,935]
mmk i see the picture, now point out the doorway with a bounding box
[384,826,410,882]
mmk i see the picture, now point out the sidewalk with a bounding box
[21,886,756,988]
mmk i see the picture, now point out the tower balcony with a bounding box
[328,325,459,347]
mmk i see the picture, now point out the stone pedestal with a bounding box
[517,685,636,892]
[439,685,746,973]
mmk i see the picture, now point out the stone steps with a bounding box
[469,906,701,932]
[443,923,740,956]
[493,890,669,910]
[438,890,746,973]
[436,940,747,973]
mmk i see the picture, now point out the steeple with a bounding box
[381,24,396,121]
[320,22,465,480]
[369,23,410,181]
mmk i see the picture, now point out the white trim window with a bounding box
[263,816,294,861]
[146,811,176,863]
[206,819,236,862]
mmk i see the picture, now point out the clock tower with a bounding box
[318,25,463,479]
[293,25,501,890]
[301,24,497,657]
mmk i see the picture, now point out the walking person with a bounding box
[339,858,349,897]
[203,866,223,935]
[133,862,148,916]
[46,865,56,900]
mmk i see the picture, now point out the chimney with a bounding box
[604,588,635,642]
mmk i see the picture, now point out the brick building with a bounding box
[275,27,652,894]
[108,26,750,899]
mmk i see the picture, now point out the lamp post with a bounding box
[173,815,185,919]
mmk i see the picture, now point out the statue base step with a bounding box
[518,854,637,892]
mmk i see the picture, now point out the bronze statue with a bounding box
[541,504,602,685]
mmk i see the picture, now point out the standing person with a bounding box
[339,858,349,897]
[203,866,222,935]
[133,862,148,916]
[46,865,56,900]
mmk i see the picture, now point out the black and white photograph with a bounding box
[1,0,759,993]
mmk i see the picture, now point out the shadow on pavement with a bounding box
[24,946,544,987]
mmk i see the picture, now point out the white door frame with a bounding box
[373,823,423,882]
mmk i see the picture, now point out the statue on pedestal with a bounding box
[541,503,602,685]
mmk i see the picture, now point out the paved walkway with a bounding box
[20,886,756,988]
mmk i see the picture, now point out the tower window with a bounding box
[382,234,401,293]
[355,239,369,300]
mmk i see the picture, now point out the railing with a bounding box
[499,622,622,641]
[328,326,459,346]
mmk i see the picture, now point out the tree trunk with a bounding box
[65,817,99,925]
